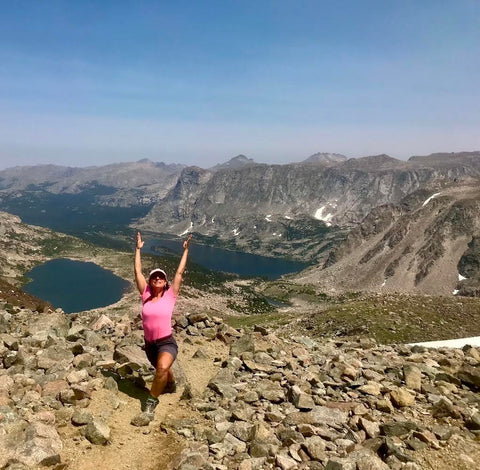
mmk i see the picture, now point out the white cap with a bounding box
[148,268,168,281]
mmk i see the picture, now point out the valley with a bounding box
[1,151,479,296]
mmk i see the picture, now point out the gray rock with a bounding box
[381,437,415,463]
[230,334,255,357]
[66,325,87,341]
[354,450,390,470]
[275,453,298,470]
[188,312,210,324]
[403,364,422,391]
[389,388,415,407]
[72,353,94,369]
[290,385,315,410]
[466,412,480,430]
[431,425,454,441]
[230,421,256,442]
[66,369,89,384]
[284,406,348,427]
[172,442,209,469]
[358,381,382,396]
[457,364,480,389]
[254,325,269,336]
[130,412,153,427]
[208,380,238,400]
[431,397,462,419]
[71,409,93,426]
[248,440,272,458]
[113,345,151,370]
[192,348,209,359]
[84,419,111,444]
[381,421,418,438]
[0,333,19,350]
[359,417,380,438]
[255,381,285,403]
[104,376,119,392]
[90,314,115,331]
[301,435,327,461]
[325,458,357,470]
[15,422,63,467]
[186,325,200,336]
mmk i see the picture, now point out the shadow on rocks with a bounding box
[101,370,151,411]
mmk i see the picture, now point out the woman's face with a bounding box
[149,273,167,289]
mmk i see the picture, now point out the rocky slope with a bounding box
[296,184,480,296]
[2,204,480,468]
[1,294,480,470]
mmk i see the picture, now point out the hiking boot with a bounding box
[144,396,159,416]
[164,381,177,394]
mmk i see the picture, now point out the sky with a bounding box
[1,0,479,169]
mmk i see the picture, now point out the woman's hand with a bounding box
[183,234,192,250]
[136,232,145,250]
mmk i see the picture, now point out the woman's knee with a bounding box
[155,364,170,376]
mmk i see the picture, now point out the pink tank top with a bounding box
[141,285,178,342]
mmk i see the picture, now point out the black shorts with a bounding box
[145,334,178,368]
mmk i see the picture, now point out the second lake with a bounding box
[143,237,308,279]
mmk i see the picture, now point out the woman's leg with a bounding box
[150,352,174,397]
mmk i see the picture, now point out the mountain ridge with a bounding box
[1,151,480,295]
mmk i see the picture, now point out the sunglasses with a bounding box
[150,274,166,280]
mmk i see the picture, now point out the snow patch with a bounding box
[422,192,441,207]
[314,206,333,226]
[453,289,459,295]
[381,279,387,287]
[211,216,216,223]
[410,336,480,349]
[179,222,193,236]
[458,274,467,281]
[232,228,240,236]
[284,215,293,220]
[265,215,272,222]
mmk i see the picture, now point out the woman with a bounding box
[134,231,192,416]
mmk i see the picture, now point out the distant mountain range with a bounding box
[1,151,479,295]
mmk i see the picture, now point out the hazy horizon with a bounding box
[1,1,479,170]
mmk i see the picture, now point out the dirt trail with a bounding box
[59,335,229,470]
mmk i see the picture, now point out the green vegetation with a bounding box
[39,235,90,257]
[298,294,480,344]
[223,311,292,329]
[260,281,329,304]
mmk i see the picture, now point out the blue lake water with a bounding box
[24,241,307,313]
[144,238,308,279]
[24,258,130,314]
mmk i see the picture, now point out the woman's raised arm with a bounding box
[171,235,192,296]
[134,232,147,294]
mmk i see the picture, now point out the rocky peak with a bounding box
[302,152,348,165]
[210,154,256,171]
[408,151,480,171]
[340,154,408,171]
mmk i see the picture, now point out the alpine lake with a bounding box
[24,237,308,314]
